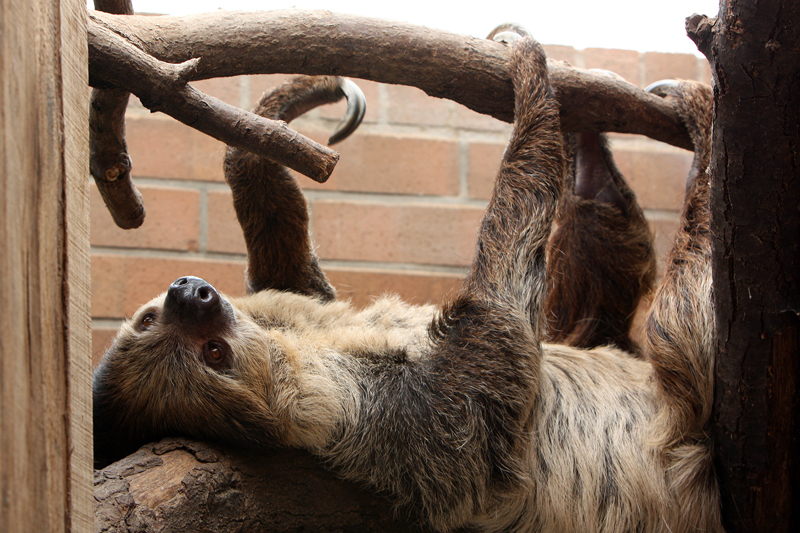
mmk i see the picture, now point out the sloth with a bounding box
[93,38,721,532]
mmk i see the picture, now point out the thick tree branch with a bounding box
[88,9,693,150]
[95,438,429,532]
[86,8,693,227]
[89,20,340,185]
[90,88,144,229]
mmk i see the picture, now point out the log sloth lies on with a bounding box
[93,38,721,531]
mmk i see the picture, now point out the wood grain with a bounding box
[0,0,91,531]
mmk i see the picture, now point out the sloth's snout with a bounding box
[168,276,220,311]
[167,276,219,309]
[162,276,226,331]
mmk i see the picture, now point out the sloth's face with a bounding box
[124,276,239,372]
[92,276,287,468]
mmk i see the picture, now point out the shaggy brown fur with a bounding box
[545,132,656,352]
[93,39,721,532]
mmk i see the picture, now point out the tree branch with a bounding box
[95,438,429,533]
[89,20,340,186]
[86,8,695,227]
[88,9,693,150]
[90,0,144,229]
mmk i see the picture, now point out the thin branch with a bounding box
[90,0,144,229]
[88,9,694,150]
[89,18,341,185]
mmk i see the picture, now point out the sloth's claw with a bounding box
[645,79,680,97]
[329,78,366,145]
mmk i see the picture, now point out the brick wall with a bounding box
[91,45,711,365]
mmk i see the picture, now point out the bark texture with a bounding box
[87,8,700,228]
[1,0,92,530]
[90,0,144,229]
[688,2,800,531]
[95,438,428,533]
[88,9,692,150]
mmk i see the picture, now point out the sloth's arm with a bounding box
[643,81,715,442]
[223,76,365,300]
[444,38,565,334]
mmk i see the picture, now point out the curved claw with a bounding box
[486,22,532,42]
[492,31,523,45]
[645,79,680,97]
[329,78,366,145]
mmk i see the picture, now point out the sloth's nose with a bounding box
[169,276,219,309]
[162,276,222,328]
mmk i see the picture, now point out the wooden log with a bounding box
[95,438,430,533]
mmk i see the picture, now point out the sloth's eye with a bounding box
[208,344,222,361]
[203,340,231,370]
[139,313,157,331]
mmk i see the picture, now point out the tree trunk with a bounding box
[689,1,800,531]
[95,438,429,533]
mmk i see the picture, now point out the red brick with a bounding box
[584,48,642,86]
[311,200,484,267]
[326,267,464,308]
[297,129,460,196]
[543,44,578,65]
[92,254,247,319]
[386,84,451,127]
[126,115,227,182]
[207,189,247,255]
[247,74,295,110]
[193,77,243,106]
[90,184,200,251]
[646,212,682,267]
[643,52,701,86]
[467,141,507,200]
[613,146,692,211]
[318,78,381,125]
[92,327,118,368]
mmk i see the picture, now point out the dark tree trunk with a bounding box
[690,1,800,531]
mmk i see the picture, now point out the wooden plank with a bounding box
[0,0,91,531]
[62,0,93,530]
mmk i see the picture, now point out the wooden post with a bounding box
[0,0,92,531]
